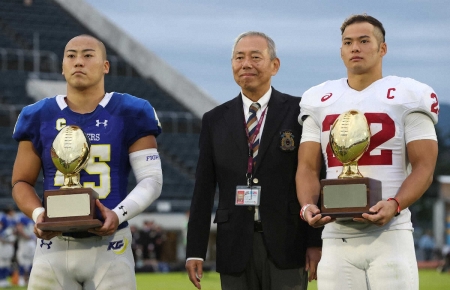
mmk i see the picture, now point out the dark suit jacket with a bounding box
[186,88,322,274]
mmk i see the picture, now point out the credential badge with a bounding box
[280,130,295,151]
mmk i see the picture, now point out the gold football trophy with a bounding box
[36,125,102,232]
[320,110,382,218]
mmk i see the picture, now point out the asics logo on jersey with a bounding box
[146,155,159,161]
[40,240,53,249]
[108,238,129,255]
[119,205,128,216]
[96,120,108,127]
[321,93,333,102]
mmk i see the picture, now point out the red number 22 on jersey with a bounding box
[322,113,395,167]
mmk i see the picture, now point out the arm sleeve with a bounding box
[300,116,321,143]
[112,149,162,224]
[405,112,437,144]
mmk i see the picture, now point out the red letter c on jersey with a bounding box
[387,88,396,99]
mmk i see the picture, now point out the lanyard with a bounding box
[244,106,267,186]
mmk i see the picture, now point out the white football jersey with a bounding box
[300,76,439,238]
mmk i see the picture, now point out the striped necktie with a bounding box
[247,102,261,158]
[247,102,262,221]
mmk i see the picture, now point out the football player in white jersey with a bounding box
[296,14,439,290]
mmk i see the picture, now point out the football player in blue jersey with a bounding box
[15,212,36,287]
[11,35,163,289]
[0,207,17,288]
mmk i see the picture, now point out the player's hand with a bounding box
[303,205,334,228]
[88,199,119,236]
[186,259,203,289]
[354,200,397,226]
[305,247,321,281]
[33,211,61,240]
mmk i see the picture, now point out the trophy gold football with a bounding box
[36,125,102,232]
[320,110,382,218]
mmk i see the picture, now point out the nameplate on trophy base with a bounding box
[320,177,381,218]
[36,187,102,232]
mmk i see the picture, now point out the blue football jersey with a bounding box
[0,213,17,242]
[13,92,161,212]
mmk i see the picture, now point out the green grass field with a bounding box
[7,269,450,289]
[135,270,450,290]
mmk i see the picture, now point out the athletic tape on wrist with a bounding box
[300,204,312,221]
[32,207,45,223]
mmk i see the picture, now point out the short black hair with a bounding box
[341,14,385,43]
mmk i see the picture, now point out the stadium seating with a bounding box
[157,133,200,173]
[0,71,35,104]
[104,76,188,113]
[0,0,200,212]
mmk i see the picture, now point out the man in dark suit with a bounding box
[186,31,322,290]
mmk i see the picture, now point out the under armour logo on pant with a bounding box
[40,240,53,249]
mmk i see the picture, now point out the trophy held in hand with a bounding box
[320,110,382,219]
[36,125,102,232]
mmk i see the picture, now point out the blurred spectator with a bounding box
[0,208,17,288]
[418,230,436,261]
[153,225,168,272]
[438,245,450,273]
[134,220,168,272]
[130,225,141,264]
[153,225,167,261]
[137,220,157,260]
[15,213,36,287]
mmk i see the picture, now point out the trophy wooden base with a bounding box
[320,177,382,218]
[36,219,103,232]
[36,187,102,232]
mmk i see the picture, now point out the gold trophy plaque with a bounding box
[320,110,382,218]
[36,125,102,232]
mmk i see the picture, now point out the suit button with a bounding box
[248,206,252,211]
[253,178,259,184]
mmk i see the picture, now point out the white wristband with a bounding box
[32,207,45,223]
